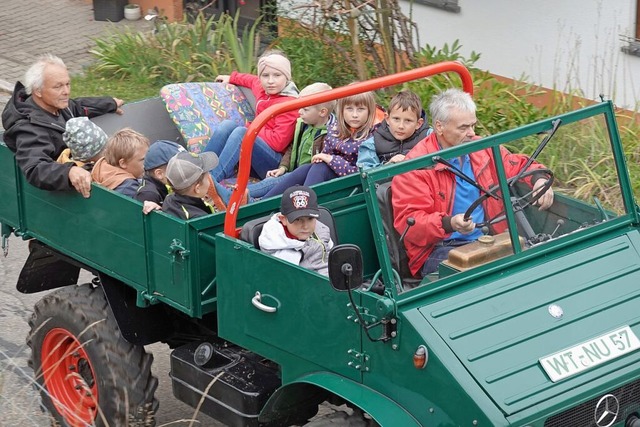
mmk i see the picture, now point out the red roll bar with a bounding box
[224,61,473,236]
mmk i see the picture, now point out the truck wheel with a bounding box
[27,284,159,427]
[305,403,381,427]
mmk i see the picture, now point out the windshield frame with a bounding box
[360,100,638,298]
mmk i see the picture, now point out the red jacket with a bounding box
[230,71,298,153]
[391,132,545,276]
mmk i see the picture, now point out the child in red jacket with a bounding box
[203,49,299,181]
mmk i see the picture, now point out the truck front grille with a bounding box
[544,379,640,427]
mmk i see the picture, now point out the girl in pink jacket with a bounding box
[204,50,299,181]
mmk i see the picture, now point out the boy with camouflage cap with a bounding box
[57,117,108,170]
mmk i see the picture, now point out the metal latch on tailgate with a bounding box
[169,239,190,290]
[169,239,190,260]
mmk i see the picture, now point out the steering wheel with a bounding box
[463,168,554,228]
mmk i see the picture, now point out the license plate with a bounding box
[540,325,640,382]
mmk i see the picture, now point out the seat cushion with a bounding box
[376,180,419,286]
[160,82,255,153]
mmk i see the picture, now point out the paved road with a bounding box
[0,0,150,89]
[0,237,224,426]
[0,0,151,129]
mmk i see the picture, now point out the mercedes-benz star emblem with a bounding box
[594,394,620,427]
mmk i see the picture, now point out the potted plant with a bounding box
[124,3,141,20]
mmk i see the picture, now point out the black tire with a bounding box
[27,284,159,427]
[304,402,381,427]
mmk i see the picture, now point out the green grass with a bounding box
[71,73,161,102]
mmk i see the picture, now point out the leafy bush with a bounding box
[90,27,164,82]
[271,26,359,90]
[89,12,261,86]
[402,41,553,135]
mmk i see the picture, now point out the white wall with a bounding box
[400,0,640,109]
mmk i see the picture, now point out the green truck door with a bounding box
[216,235,363,383]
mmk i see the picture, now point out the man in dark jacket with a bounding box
[1,53,123,198]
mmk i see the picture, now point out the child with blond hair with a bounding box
[266,82,336,179]
[261,90,379,198]
[91,128,149,197]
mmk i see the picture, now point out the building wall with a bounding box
[399,0,640,109]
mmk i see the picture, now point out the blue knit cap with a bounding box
[144,140,186,170]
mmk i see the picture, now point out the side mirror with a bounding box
[328,244,363,291]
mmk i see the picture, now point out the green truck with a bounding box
[1,62,640,427]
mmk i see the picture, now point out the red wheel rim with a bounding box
[40,327,99,427]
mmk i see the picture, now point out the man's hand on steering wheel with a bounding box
[463,168,555,228]
[532,178,554,210]
[451,213,476,234]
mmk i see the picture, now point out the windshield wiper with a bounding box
[509,119,561,186]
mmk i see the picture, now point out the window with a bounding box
[621,0,640,56]
[412,0,460,13]
[185,0,278,38]
[636,0,640,39]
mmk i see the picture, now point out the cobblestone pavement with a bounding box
[0,0,152,129]
[0,91,9,127]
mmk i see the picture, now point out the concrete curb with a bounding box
[0,79,13,94]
